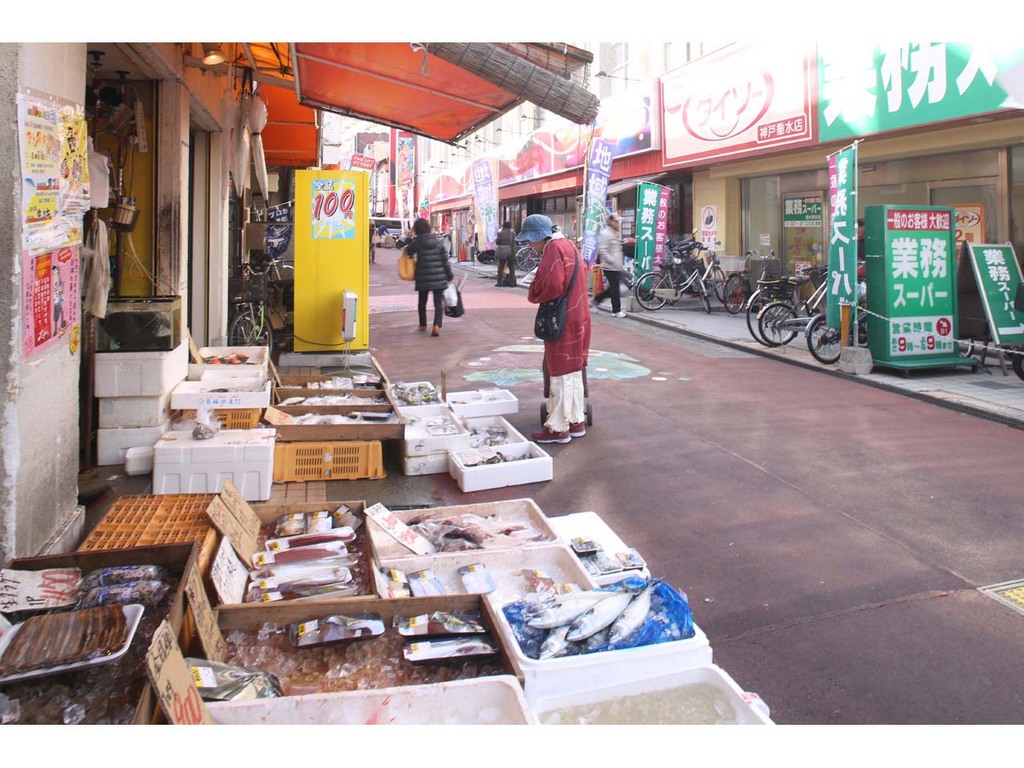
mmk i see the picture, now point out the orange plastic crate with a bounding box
[178,408,262,430]
[78,493,217,551]
[273,441,386,482]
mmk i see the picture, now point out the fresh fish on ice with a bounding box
[608,582,656,645]
[527,591,614,630]
[565,590,635,642]
[538,625,573,660]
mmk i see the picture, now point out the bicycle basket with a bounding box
[229,272,270,302]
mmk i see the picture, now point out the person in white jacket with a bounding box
[591,212,627,317]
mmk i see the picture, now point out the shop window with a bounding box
[742,175,782,262]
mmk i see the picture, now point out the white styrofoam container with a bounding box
[187,346,269,381]
[529,664,773,725]
[547,511,652,586]
[446,388,519,418]
[152,427,275,501]
[400,451,450,477]
[402,412,471,457]
[462,415,527,449]
[492,606,713,704]
[93,341,188,398]
[170,379,271,410]
[124,446,154,476]
[98,392,174,429]
[367,498,559,562]
[97,423,169,466]
[199,368,268,385]
[448,442,552,493]
[373,543,598,605]
[394,401,451,422]
[206,676,535,725]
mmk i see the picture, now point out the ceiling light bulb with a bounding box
[202,44,225,66]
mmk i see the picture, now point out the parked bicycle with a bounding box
[228,255,293,349]
[515,244,540,274]
[757,265,830,347]
[806,288,869,364]
[633,240,726,314]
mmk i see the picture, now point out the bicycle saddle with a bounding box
[757,274,810,287]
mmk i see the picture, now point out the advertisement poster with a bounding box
[826,144,858,328]
[635,182,671,274]
[699,205,718,248]
[58,103,90,244]
[470,158,499,250]
[581,137,615,265]
[22,246,80,360]
[954,204,985,251]
[18,93,63,253]
[310,177,356,239]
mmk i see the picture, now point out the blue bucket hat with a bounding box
[515,214,554,243]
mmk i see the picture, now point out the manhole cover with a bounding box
[979,579,1024,616]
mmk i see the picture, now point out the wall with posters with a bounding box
[0,43,87,563]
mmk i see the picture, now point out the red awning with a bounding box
[259,83,319,168]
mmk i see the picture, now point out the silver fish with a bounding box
[538,625,572,660]
[582,626,611,652]
[527,591,613,630]
[565,591,635,642]
[608,583,655,645]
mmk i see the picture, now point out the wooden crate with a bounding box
[273,405,404,442]
[273,440,386,482]
[178,407,262,430]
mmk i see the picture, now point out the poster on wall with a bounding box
[470,159,499,250]
[22,246,80,360]
[581,137,615,265]
[18,93,63,253]
[699,205,718,248]
[58,103,90,245]
[310,177,357,239]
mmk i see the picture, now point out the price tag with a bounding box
[184,564,227,662]
[0,567,80,613]
[146,620,214,725]
[206,480,260,564]
[364,503,436,555]
[297,620,318,637]
[210,537,249,607]
[252,551,275,567]
[262,406,294,426]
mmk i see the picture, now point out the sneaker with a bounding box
[589,298,598,313]
[612,311,627,318]
[530,428,571,444]
[569,422,586,437]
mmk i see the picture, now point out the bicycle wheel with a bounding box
[516,246,537,273]
[722,275,750,315]
[806,313,841,364]
[710,267,727,304]
[229,306,273,348]
[745,289,768,344]
[758,301,798,347]
[699,280,712,314]
[634,271,669,311]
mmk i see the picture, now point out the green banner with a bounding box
[635,182,670,275]
[826,145,858,328]
[963,243,1024,345]
[818,44,1024,143]
[865,205,963,369]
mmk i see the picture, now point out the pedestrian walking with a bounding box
[592,212,627,317]
[406,217,454,336]
[495,221,516,286]
[520,214,591,443]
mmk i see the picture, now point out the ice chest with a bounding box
[152,428,275,501]
[403,408,471,456]
[400,450,450,477]
[98,391,174,429]
[448,442,552,493]
[206,676,535,725]
[188,346,268,381]
[170,379,271,410]
[445,388,518,418]
[97,423,168,466]
[93,340,188,397]
[547,511,652,586]
[530,664,773,725]
[462,415,527,449]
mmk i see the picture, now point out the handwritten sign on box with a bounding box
[364,503,436,555]
[184,565,227,661]
[0,567,81,613]
[205,479,260,563]
[146,620,214,724]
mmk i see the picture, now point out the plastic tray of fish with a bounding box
[367,499,560,562]
[205,675,536,725]
[491,577,714,704]
[372,543,599,606]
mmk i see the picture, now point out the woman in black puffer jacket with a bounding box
[406,218,454,336]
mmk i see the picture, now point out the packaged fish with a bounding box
[76,579,171,609]
[402,636,499,664]
[393,611,486,638]
[570,537,600,556]
[458,563,496,594]
[188,658,282,702]
[521,569,556,595]
[289,613,385,648]
[249,562,353,592]
[380,568,411,599]
[264,527,356,552]
[580,551,624,576]
[286,581,361,600]
[79,565,173,592]
[251,541,350,568]
[407,569,446,597]
[274,513,307,537]
[616,549,646,570]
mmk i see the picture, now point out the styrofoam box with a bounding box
[394,401,451,421]
[446,388,519,418]
[93,340,188,398]
[98,391,174,429]
[124,446,154,476]
[491,605,713,704]
[152,428,275,501]
[462,415,527,449]
[170,379,271,410]
[374,543,598,606]
[206,676,536,725]
[529,664,773,725]
[547,511,651,586]
[187,346,268,381]
[367,498,560,562]
[97,423,169,466]
[403,410,471,457]
[448,442,552,493]
[400,451,450,477]
[199,367,268,385]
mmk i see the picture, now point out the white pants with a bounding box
[545,371,585,432]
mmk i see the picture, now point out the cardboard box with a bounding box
[93,340,188,398]
[152,428,276,501]
[448,442,553,493]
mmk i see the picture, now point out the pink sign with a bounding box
[350,153,376,171]
[661,43,816,167]
[22,245,79,359]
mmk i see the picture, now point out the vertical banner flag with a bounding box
[470,158,499,250]
[826,143,858,328]
[636,182,671,274]
[581,137,615,265]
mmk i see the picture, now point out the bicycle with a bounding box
[757,265,830,347]
[633,242,725,314]
[806,288,869,364]
[228,255,293,349]
[742,255,809,346]
[515,244,540,274]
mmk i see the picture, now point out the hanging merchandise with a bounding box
[232,75,252,193]
[82,216,111,318]
[87,137,111,209]
[249,90,269,201]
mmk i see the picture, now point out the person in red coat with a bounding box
[520,214,592,443]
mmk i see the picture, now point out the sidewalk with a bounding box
[453,259,1024,430]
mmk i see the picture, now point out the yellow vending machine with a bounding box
[292,169,369,352]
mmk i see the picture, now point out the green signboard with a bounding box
[864,205,968,370]
[783,196,823,228]
[635,182,670,275]
[962,243,1024,345]
[826,146,858,328]
[818,44,1024,143]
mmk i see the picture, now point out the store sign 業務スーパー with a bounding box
[826,146,857,329]
[818,43,1024,143]
[961,243,1024,345]
[784,196,823,229]
[661,43,816,167]
[634,182,671,274]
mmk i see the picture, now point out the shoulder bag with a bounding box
[398,246,416,281]
[534,250,579,341]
